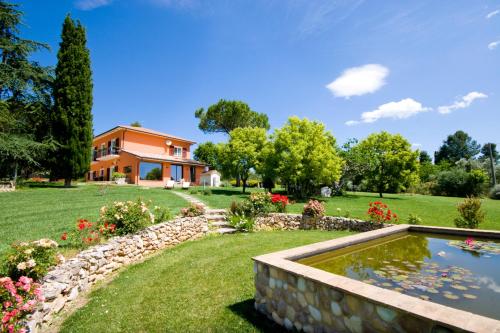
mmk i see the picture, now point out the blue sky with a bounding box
[20,0,499,154]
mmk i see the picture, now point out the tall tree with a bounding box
[270,117,343,198]
[222,127,267,193]
[193,141,222,169]
[52,15,93,187]
[480,143,498,163]
[130,121,141,127]
[336,138,369,193]
[434,130,480,164]
[0,1,54,179]
[419,151,432,164]
[195,99,270,134]
[357,131,419,198]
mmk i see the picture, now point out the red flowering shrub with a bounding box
[271,194,289,213]
[1,276,44,333]
[303,200,325,218]
[60,219,116,249]
[367,201,398,223]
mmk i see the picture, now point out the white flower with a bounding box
[26,259,36,268]
[56,253,66,264]
[17,262,27,270]
[19,242,29,247]
[24,249,33,255]
[100,206,107,213]
[33,238,58,248]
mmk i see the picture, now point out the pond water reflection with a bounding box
[298,232,500,321]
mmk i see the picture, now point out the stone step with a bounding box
[215,227,237,235]
[206,215,227,221]
[210,221,232,228]
[205,209,227,215]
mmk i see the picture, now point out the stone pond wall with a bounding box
[255,213,387,233]
[254,262,460,333]
[28,216,208,332]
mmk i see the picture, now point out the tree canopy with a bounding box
[51,15,93,187]
[480,143,499,163]
[130,121,141,127]
[269,117,343,198]
[222,127,267,193]
[193,141,222,169]
[0,0,54,179]
[194,99,269,134]
[434,130,480,164]
[357,131,419,197]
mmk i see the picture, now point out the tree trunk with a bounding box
[379,191,383,198]
[64,178,72,187]
[236,175,241,187]
[489,144,497,186]
[242,179,247,193]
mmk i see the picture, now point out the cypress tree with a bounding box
[52,15,93,187]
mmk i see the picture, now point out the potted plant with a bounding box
[301,199,325,229]
[112,172,127,185]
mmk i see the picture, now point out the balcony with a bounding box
[94,147,120,161]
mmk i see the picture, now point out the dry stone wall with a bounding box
[28,216,208,332]
[255,213,387,232]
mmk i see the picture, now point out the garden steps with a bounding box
[214,227,237,234]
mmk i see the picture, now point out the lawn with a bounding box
[60,230,353,333]
[0,184,188,255]
[187,187,500,230]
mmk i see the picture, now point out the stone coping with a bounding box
[253,224,500,333]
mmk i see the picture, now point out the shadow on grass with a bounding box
[209,189,252,196]
[227,299,287,333]
[19,182,75,189]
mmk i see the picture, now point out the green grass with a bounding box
[0,184,188,255]
[60,230,352,333]
[188,187,500,230]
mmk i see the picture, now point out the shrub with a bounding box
[490,185,500,200]
[189,189,200,195]
[248,192,272,215]
[203,188,212,196]
[454,197,485,229]
[1,239,58,281]
[246,179,259,188]
[1,276,44,333]
[228,214,255,232]
[180,203,205,217]
[111,172,126,180]
[406,213,422,225]
[271,194,289,213]
[433,168,487,197]
[303,200,325,218]
[229,200,255,217]
[367,201,398,224]
[60,219,115,249]
[152,206,172,223]
[99,199,155,235]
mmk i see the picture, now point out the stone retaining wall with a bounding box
[28,216,208,332]
[255,213,386,232]
[254,262,451,333]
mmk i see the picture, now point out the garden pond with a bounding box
[298,231,500,321]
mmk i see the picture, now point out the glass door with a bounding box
[171,164,183,182]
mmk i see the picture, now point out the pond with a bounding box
[297,231,500,321]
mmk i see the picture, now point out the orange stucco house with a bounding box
[88,125,206,186]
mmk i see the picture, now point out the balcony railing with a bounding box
[93,147,120,161]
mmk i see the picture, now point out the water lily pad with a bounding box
[468,285,481,289]
[382,282,393,287]
[427,288,439,294]
[451,284,467,291]
[440,278,453,282]
[463,294,477,299]
[373,270,386,276]
[420,295,430,301]
[443,293,459,300]
[394,287,404,292]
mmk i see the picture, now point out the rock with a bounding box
[376,305,397,323]
[330,301,342,317]
[308,305,322,322]
[320,187,332,197]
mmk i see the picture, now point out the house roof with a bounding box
[121,149,206,166]
[94,125,196,144]
[201,170,221,175]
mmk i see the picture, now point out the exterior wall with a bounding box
[254,262,445,333]
[122,130,192,158]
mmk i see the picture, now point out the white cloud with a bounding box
[488,40,500,50]
[326,64,389,98]
[345,120,360,126]
[486,10,500,19]
[437,92,488,114]
[360,98,430,123]
[411,143,422,149]
[75,0,113,10]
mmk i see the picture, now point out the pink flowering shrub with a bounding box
[99,199,156,235]
[180,203,205,217]
[302,200,325,218]
[1,240,58,281]
[1,276,44,333]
